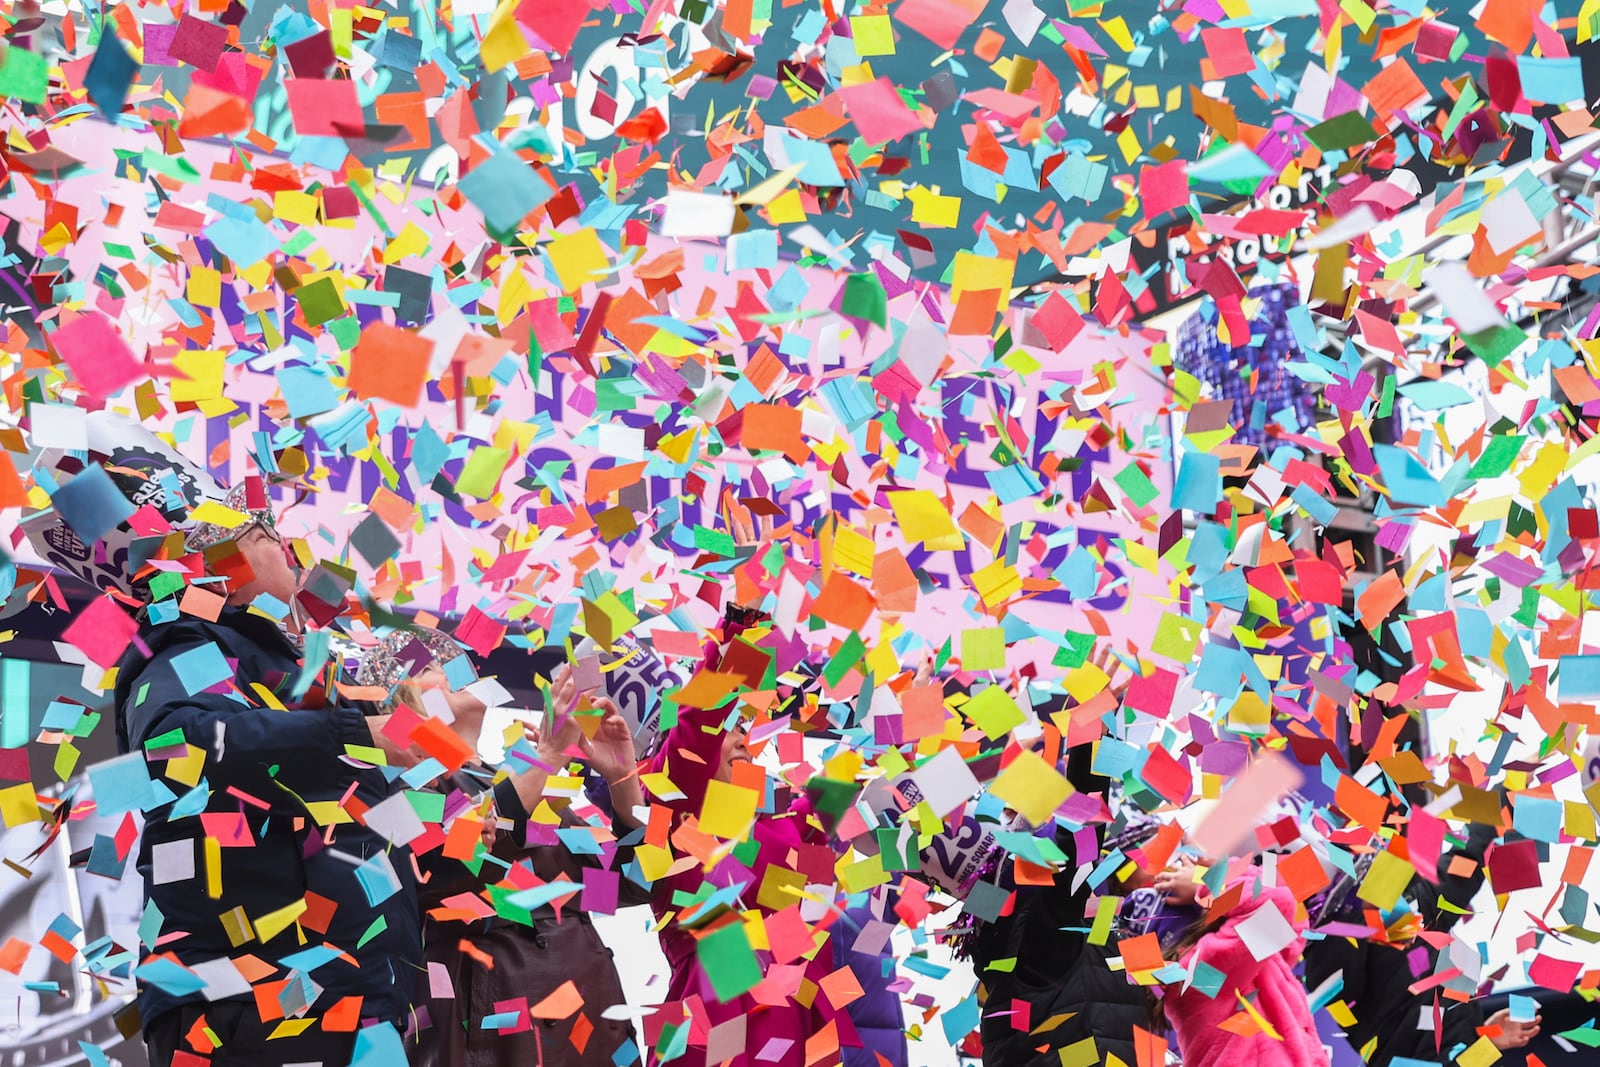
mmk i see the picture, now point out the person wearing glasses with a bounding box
[28,418,423,1066]
[358,627,649,1067]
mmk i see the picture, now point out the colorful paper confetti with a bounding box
[1,0,1599,1065]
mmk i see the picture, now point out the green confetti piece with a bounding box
[1113,463,1159,509]
[841,272,888,327]
[1304,111,1380,151]
[1464,323,1525,367]
[696,920,764,1002]
[356,915,388,949]
[0,46,48,104]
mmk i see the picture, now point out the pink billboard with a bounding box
[3,118,1174,681]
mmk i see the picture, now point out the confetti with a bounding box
[0,1,1596,1064]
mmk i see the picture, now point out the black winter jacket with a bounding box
[973,749,1148,1067]
[1302,821,1497,1066]
[115,607,422,1029]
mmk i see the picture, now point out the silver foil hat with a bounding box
[183,481,278,554]
[356,626,468,689]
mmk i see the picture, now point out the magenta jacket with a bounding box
[1164,882,1329,1067]
[642,612,863,1067]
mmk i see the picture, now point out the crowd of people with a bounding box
[63,426,1544,1067]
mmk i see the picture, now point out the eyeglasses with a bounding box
[238,520,281,546]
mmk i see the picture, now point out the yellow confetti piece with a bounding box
[0,783,37,827]
[274,191,320,226]
[1566,800,1596,840]
[254,898,308,943]
[636,843,676,883]
[1228,691,1271,737]
[1339,0,1377,33]
[950,252,1015,307]
[383,222,433,264]
[1519,442,1567,497]
[833,524,875,578]
[1234,990,1283,1041]
[220,906,255,949]
[302,801,356,826]
[700,779,759,840]
[1064,662,1110,703]
[1099,16,1135,50]
[250,682,287,712]
[850,14,895,55]
[187,266,222,308]
[907,187,960,228]
[546,228,612,292]
[170,350,226,402]
[204,837,223,900]
[640,771,683,802]
[1455,1036,1502,1067]
[478,0,530,72]
[765,187,809,224]
[756,864,807,910]
[888,490,964,550]
[1357,851,1416,910]
[1116,127,1142,163]
[455,446,511,500]
[267,1018,319,1039]
[838,853,890,894]
[53,741,79,782]
[1088,894,1119,946]
[737,164,807,206]
[164,744,206,788]
[990,749,1074,825]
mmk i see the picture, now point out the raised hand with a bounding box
[539,667,587,764]
[582,698,638,784]
[1485,1007,1540,1049]
[1153,856,1203,906]
[727,494,776,548]
[1091,643,1135,700]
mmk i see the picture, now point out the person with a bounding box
[642,601,872,1067]
[1303,820,1541,1065]
[30,421,422,1065]
[1154,868,1327,1067]
[357,628,650,1067]
[948,743,1151,1067]
[828,896,909,1067]
[1111,815,1203,956]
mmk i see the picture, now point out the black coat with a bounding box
[972,749,1148,1067]
[407,765,648,1067]
[1302,822,1496,1067]
[114,607,422,1030]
